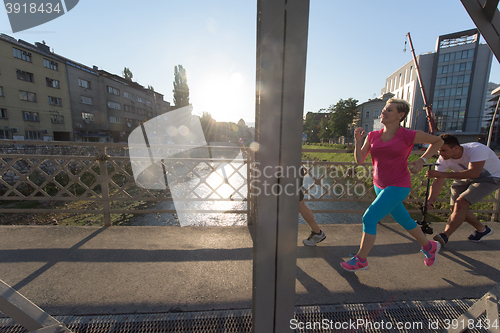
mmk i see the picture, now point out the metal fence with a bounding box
[0,141,498,226]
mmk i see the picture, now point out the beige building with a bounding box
[0,34,73,141]
[0,34,171,143]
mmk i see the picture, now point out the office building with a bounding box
[359,29,493,142]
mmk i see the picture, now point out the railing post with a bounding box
[97,146,111,226]
[492,188,500,223]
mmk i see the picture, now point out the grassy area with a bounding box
[0,198,157,226]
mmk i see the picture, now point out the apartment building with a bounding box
[0,34,171,143]
[0,34,73,141]
[359,29,493,142]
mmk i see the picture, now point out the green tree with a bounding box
[327,98,359,141]
[303,112,320,143]
[173,65,190,107]
[147,85,154,91]
[122,67,133,81]
[319,118,331,142]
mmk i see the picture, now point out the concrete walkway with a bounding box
[0,222,499,316]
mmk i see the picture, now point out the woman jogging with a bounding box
[341,98,444,272]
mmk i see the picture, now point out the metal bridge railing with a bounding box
[0,142,498,226]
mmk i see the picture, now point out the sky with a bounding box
[1,0,499,124]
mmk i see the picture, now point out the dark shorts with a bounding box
[450,177,500,206]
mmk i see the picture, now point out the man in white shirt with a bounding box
[427,133,500,247]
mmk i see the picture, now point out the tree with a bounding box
[327,98,359,141]
[173,65,190,108]
[122,67,133,81]
[147,85,154,91]
[200,112,216,142]
[319,118,331,142]
[303,112,320,143]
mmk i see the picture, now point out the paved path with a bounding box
[0,222,499,316]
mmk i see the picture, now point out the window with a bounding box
[136,96,145,103]
[26,131,41,140]
[0,108,6,118]
[48,96,62,106]
[124,91,134,100]
[137,108,146,115]
[455,99,461,107]
[82,112,95,122]
[461,99,467,107]
[459,63,466,71]
[124,105,133,112]
[107,101,121,110]
[438,54,444,62]
[439,89,445,97]
[468,49,474,58]
[456,87,463,96]
[46,78,60,88]
[465,74,471,83]
[109,116,123,124]
[437,66,443,75]
[444,53,450,61]
[23,111,39,121]
[19,90,36,102]
[43,59,58,71]
[450,88,456,96]
[0,130,10,139]
[466,62,472,71]
[458,75,464,84]
[365,111,369,118]
[51,115,64,123]
[80,96,93,105]
[16,69,34,82]
[446,77,452,85]
[462,50,468,59]
[445,88,451,97]
[0,86,3,96]
[13,48,32,62]
[456,51,462,60]
[442,66,448,74]
[146,100,152,107]
[364,124,368,132]
[78,78,90,89]
[107,86,120,95]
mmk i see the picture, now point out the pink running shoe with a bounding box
[341,254,369,272]
[421,241,441,267]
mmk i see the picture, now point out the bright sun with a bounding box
[191,71,251,123]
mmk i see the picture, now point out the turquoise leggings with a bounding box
[362,185,417,235]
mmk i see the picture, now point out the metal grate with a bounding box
[0,299,486,333]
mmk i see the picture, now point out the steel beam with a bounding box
[0,279,72,332]
[461,0,500,63]
[252,0,310,332]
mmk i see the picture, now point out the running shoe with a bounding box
[468,226,494,242]
[302,230,326,246]
[433,233,448,248]
[340,254,369,272]
[421,241,440,267]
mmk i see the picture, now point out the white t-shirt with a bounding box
[436,142,500,180]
